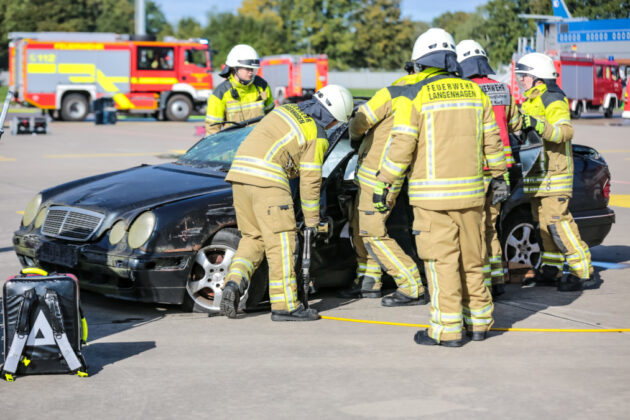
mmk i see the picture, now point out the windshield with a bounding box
[176,126,253,170]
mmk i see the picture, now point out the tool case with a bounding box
[1,268,88,381]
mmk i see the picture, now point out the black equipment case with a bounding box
[2,268,88,381]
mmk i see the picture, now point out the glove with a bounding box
[522,115,545,136]
[490,175,509,205]
[373,181,391,213]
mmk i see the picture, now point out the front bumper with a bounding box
[13,233,193,305]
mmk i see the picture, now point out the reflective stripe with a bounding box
[301,198,319,210]
[229,166,289,188]
[234,156,285,175]
[409,176,482,187]
[426,112,436,179]
[485,152,506,165]
[483,121,498,132]
[205,115,223,122]
[391,125,418,136]
[561,220,589,279]
[422,100,483,112]
[265,131,294,161]
[280,232,297,311]
[226,101,264,112]
[383,157,406,177]
[360,103,379,125]
[299,162,322,172]
[409,187,485,199]
[276,107,305,146]
[370,238,418,296]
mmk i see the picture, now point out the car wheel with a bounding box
[61,93,89,121]
[165,94,192,121]
[501,208,541,269]
[183,228,267,314]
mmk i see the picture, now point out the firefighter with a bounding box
[515,53,592,291]
[456,40,521,298]
[377,28,507,347]
[205,44,274,135]
[339,70,431,305]
[219,84,354,321]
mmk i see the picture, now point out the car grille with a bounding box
[41,206,104,241]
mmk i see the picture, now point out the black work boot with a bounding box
[466,330,488,341]
[338,276,382,299]
[381,290,427,307]
[491,283,506,298]
[557,274,584,292]
[271,305,320,322]
[220,281,241,319]
[414,329,462,347]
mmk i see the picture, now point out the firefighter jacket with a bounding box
[377,68,507,211]
[471,77,521,168]
[521,82,575,197]
[225,103,329,227]
[205,74,274,135]
[349,69,448,196]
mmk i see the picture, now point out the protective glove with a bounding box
[372,181,391,213]
[490,175,509,205]
[522,115,545,136]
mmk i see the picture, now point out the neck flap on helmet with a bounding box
[219,66,231,78]
[298,99,336,128]
[460,56,495,78]
[416,51,462,76]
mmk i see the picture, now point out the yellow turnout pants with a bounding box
[413,206,493,342]
[482,195,504,288]
[224,183,300,312]
[530,195,592,279]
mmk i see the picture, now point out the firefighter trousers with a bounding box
[224,183,300,312]
[355,184,423,298]
[530,195,592,279]
[413,206,493,342]
[482,195,504,288]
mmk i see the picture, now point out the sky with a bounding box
[152,0,490,27]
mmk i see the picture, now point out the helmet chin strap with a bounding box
[235,72,253,86]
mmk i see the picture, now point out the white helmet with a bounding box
[412,28,456,61]
[225,44,260,69]
[314,84,353,123]
[456,40,487,63]
[515,52,558,79]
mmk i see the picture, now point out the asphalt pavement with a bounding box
[0,114,629,419]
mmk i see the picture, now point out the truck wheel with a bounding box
[61,93,89,121]
[604,104,614,119]
[183,228,268,314]
[165,94,192,121]
[571,102,582,119]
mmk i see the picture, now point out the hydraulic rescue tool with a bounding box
[301,226,314,309]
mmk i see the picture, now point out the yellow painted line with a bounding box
[0,155,16,162]
[169,149,187,155]
[16,211,24,215]
[609,194,630,208]
[27,63,56,73]
[320,316,630,333]
[44,152,162,159]
[58,63,95,74]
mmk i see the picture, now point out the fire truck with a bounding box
[8,32,214,121]
[511,52,623,119]
[258,54,328,104]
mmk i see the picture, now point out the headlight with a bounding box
[22,194,42,227]
[127,211,156,249]
[109,220,126,245]
[34,207,48,228]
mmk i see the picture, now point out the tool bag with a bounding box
[1,268,88,382]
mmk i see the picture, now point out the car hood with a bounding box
[44,163,231,215]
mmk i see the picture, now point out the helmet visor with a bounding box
[236,59,260,68]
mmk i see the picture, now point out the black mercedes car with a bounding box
[13,120,615,313]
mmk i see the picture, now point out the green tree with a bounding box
[566,0,630,19]
[175,17,203,40]
[352,0,416,70]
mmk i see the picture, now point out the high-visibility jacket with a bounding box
[521,82,574,197]
[225,104,329,227]
[377,68,507,211]
[205,74,274,135]
[471,77,521,168]
[349,69,448,196]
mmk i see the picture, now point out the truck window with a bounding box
[611,66,619,81]
[185,48,208,68]
[595,65,603,79]
[137,47,175,71]
[605,67,611,80]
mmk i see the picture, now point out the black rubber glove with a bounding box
[490,175,509,205]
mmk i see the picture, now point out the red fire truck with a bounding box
[258,54,328,104]
[511,52,623,118]
[8,32,213,121]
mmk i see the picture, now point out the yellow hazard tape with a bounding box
[320,315,630,333]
